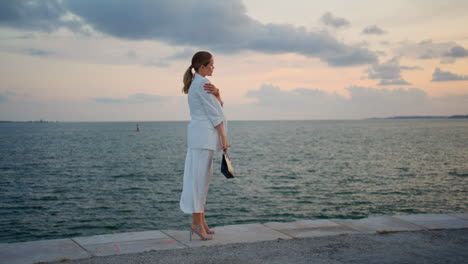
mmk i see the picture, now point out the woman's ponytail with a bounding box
[182,65,193,94]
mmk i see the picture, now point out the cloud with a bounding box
[320,12,350,28]
[143,60,170,68]
[0,0,84,32]
[0,94,9,103]
[345,86,427,115]
[0,0,378,67]
[0,95,188,121]
[434,94,468,105]
[237,84,468,119]
[398,40,467,63]
[380,41,391,46]
[94,93,164,104]
[246,84,345,109]
[164,48,198,61]
[0,0,64,31]
[431,68,468,82]
[145,48,197,68]
[364,57,421,86]
[127,50,137,58]
[2,86,467,121]
[444,45,468,58]
[24,48,53,57]
[362,25,386,35]
[0,33,37,40]
[243,84,348,119]
[0,91,17,103]
[0,45,55,58]
[326,48,378,66]
[378,79,411,86]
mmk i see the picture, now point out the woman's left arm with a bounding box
[204,83,223,107]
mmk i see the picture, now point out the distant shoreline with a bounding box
[0,120,57,123]
[367,115,468,120]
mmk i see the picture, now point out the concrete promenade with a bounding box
[0,213,467,264]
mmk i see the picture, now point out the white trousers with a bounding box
[179,148,214,214]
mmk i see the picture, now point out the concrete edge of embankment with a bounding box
[1,213,467,264]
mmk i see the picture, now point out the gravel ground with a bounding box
[51,229,468,264]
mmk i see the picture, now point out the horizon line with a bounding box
[1,115,467,123]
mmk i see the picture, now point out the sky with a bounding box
[0,0,467,121]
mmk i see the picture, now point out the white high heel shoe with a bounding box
[189,224,214,241]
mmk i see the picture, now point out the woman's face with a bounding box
[199,57,214,77]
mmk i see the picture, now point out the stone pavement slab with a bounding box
[0,238,91,264]
[393,213,468,229]
[77,238,187,257]
[162,223,292,248]
[330,215,426,233]
[450,213,468,220]
[72,230,186,257]
[72,230,171,245]
[264,219,358,238]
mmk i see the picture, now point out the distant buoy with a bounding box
[136,123,140,132]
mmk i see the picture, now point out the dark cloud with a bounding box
[444,45,468,58]
[362,25,386,35]
[326,47,378,66]
[365,57,421,86]
[410,40,455,60]
[0,0,83,32]
[95,93,164,104]
[0,0,378,66]
[398,40,467,64]
[432,68,468,82]
[320,12,350,28]
[378,79,411,86]
[0,0,64,31]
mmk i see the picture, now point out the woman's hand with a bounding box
[203,83,220,97]
[204,83,223,106]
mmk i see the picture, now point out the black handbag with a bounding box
[221,152,235,179]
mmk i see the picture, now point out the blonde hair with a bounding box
[182,51,212,94]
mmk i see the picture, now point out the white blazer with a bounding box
[187,73,226,151]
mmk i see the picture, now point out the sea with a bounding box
[1,120,467,243]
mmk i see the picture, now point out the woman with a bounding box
[179,51,228,241]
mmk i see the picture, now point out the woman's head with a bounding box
[182,51,214,94]
[192,51,213,75]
